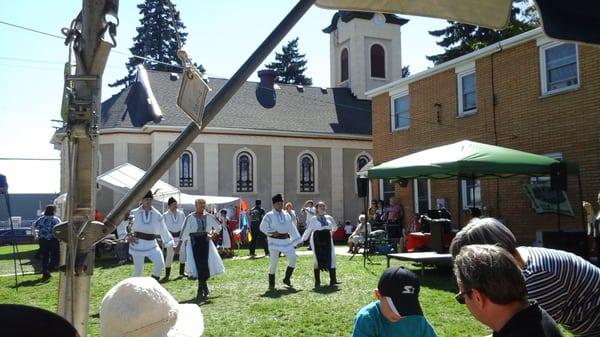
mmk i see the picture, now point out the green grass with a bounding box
[0,245,572,336]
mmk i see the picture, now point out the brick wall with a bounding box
[371,40,600,244]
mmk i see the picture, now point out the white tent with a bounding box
[97,163,239,205]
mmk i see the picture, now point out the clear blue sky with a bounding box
[0,1,447,194]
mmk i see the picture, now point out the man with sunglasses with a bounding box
[453,244,563,337]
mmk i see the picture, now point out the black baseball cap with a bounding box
[377,266,423,317]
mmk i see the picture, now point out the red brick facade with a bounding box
[371,35,600,244]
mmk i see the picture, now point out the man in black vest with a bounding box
[248,200,269,258]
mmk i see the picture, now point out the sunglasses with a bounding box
[454,290,471,304]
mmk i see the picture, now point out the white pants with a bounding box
[268,249,297,274]
[165,241,186,268]
[132,245,165,277]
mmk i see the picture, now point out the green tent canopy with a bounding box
[368,140,579,179]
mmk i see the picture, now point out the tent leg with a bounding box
[577,173,590,260]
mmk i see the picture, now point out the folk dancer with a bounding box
[179,199,225,301]
[260,194,302,290]
[302,201,341,288]
[127,191,174,281]
[162,197,186,280]
[216,209,233,257]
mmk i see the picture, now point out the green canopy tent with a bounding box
[367,140,583,233]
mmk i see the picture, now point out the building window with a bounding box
[391,94,410,131]
[370,44,385,78]
[179,151,193,187]
[340,48,349,83]
[413,178,431,214]
[236,151,253,192]
[540,42,579,95]
[380,179,395,206]
[457,71,476,116]
[461,178,481,209]
[299,153,315,192]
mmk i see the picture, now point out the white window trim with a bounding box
[232,147,258,195]
[368,42,387,80]
[390,91,410,132]
[461,178,481,209]
[379,179,396,202]
[457,69,477,117]
[176,147,198,190]
[539,42,580,97]
[354,151,372,194]
[339,46,350,85]
[297,150,319,194]
[413,179,432,214]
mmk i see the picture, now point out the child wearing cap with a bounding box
[352,266,437,337]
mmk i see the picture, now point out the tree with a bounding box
[265,37,312,85]
[110,0,204,88]
[426,0,539,65]
[401,66,410,78]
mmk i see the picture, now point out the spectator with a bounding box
[115,211,131,265]
[351,266,437,337]
[248,200,268,258]
[348,214,372,254]
[385,197,404,225]
[33,204,61,281]
[450,217,600,336]
[454,244,563,337]
[368,200,378,222]
[100,277,203,337]
[344,220,354,242]
[285,202,298,227]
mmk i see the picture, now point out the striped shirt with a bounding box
[520,246,600,336]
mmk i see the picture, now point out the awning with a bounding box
[97,163,238,205]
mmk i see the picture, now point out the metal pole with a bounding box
[577,173,589,259]
[104,0,316,230]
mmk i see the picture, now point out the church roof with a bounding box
[101,70,372,136]
[322,11,408,33]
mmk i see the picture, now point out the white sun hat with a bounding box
[100,277,203,337]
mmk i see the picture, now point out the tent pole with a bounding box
[457,177,462,226]
[577,173,590,259]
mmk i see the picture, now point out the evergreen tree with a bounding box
[265,37,312,85]
[426,0,538,65]
[110,0,204,88]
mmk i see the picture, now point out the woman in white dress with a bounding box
[302,201,341,288]
[179,198,224,301]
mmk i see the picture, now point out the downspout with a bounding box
[491,52,501,218]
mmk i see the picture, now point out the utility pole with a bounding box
[54,1,118,336]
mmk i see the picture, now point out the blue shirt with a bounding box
[352,301,437,337]
[34,216,60,240]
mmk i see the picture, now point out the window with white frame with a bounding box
[461,178,481,209]
[299,153,315,193]
[540,42,579,95]
[413,178,431,214]
[380,179,395,206]
[179,151,193,187]
[391,93,410,131]
[370,44,386,78]
[340,48,349,83]
[457,71,476,116]
[236,151,254,192]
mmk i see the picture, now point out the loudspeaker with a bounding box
[550,162,567,191]
[357,178,368,198]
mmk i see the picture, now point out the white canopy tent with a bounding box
[97,163,239,206]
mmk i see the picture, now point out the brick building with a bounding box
[366,28,600,243]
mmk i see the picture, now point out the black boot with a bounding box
[268,274,275,290]
[151,275,160,282]
[203,281,210,298]
[162,267,171,281]
[329,268,341,286]
[179,263,187,277]
[282,266,294,287]
[313,269,321,289]
[196,281,205,302]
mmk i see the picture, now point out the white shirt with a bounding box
[260,209,302,246]
[181,211,222,242]
[129,206,175,253]
[163,209,185,233]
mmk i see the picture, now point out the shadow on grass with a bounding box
[13,276,51,288]
[259,287,302,298]
[312,285,341,294]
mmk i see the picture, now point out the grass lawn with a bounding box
[0,244,573,336]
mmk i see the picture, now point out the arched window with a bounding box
[370,44,385,78]
[179,151,193,187]
[299,153,315,192]
[236,151,253,192]
[340,48,349,82]
[357,155,369,171]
